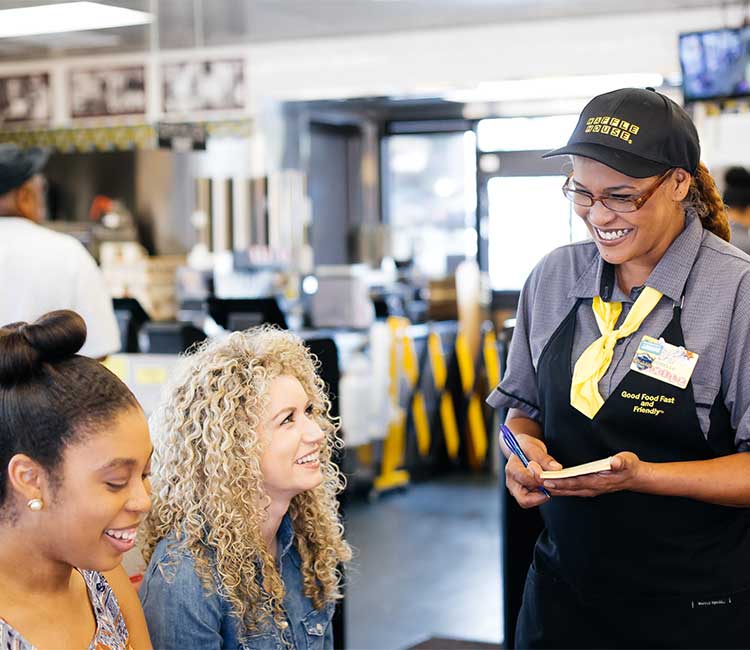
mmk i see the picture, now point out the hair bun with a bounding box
[725,167,750,188]
[0,310,86,385]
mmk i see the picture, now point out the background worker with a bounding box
[723,166,750,255]
[0,143,120,358]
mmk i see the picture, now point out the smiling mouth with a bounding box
[296,451,320,465]
[594,226,633,242]
[102,526,138,553]
[104,527,137,542]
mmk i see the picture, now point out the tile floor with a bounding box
[343,474,503,650]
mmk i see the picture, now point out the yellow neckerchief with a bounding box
[570,286,663,419]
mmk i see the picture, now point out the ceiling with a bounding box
[0,0,743,61]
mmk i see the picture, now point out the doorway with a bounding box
[476,115,588,293]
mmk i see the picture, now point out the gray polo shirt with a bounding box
[488,210,750,451]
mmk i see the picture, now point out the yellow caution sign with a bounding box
[428,331,460,460]
[402,331,419,387]
[456,332,475,393]
[455,330,488,467]
[467,394,488,463]
[440,393,460,460]
[374,407,409,493]
[428,332,447,389]
[402,334,430,457]
[483,328,501,391]
[412,392,431,457]
[374,318,411,492]
[388,317,409,399]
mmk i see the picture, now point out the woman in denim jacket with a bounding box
[139,327,351,649]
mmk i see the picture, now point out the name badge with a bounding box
[630,335,699,389]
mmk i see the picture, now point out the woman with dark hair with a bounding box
[490,88,750,648]
[723,166,750,254]
[0,310,153,649]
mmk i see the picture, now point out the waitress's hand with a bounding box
[505,434,562,509]
[542,451,642,498]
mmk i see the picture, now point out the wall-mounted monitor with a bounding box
[679,27,750,102]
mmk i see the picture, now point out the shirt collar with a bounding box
[277,513,296,560]
[568,210,703,304]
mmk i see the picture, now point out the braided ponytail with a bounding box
[683,162,730,241]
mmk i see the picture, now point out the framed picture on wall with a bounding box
[0,72,50,124]
[70,66,147,118]
[162,59,245,114]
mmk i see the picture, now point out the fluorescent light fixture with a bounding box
[0,2,152,39]
[445,73,665,103]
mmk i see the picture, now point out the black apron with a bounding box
[516,282,750,649]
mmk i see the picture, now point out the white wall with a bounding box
[1,5,744,109]
[245,6,744,103]
[696,109,750,168]
[0,4,748,165]
[246,3,750,168]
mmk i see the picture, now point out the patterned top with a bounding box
[0,570,130,650]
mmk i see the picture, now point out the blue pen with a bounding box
[501,424,551,498]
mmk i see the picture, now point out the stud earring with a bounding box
[27,498,43,511]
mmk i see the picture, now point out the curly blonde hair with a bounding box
[141,326,352,633]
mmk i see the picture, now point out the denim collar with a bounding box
[277,513,296,561]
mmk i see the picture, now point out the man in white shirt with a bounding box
[0,144,120,358]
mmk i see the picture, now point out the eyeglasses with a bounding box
[562,168,673,213]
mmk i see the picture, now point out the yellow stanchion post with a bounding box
[428,330,460,460]
[373,317,410,493]
[483,326,501,394]
[455,330,488,467]
[482,324,502,454]
[356,444,374,467]
[402,332,431,457]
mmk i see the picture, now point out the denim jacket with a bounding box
[140,515,335,650]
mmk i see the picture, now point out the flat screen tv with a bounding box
[679,27,750,102]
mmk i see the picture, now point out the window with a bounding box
[478,115,578,152]
[384,131,476,278]
[487,175,589,291]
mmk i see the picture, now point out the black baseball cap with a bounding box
[543,87,700,178]
[0,143,49,195]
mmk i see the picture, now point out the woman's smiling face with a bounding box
[570,156,690,272]
[29,407,153,572]
[259,374,326,505]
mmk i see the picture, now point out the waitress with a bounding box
[488,87,750,648]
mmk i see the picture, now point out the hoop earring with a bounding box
[27,498,43,511]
